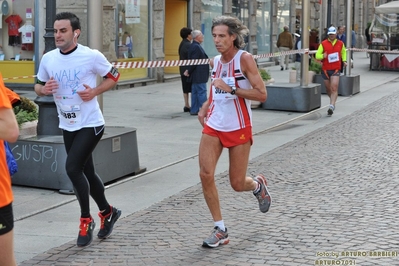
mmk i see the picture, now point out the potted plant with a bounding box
[13,96,38,136]
[289,58,322,83]
[309,58,322,73]
[289,67,297,83]
[310,58,326,92]
[252,68,273,109]
[259,68,273,84]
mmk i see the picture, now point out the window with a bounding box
[116,0,149,80]
[256,0,272,60]
[201,0,223,58]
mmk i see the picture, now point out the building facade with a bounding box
[0,0,390,86]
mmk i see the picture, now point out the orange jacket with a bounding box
[0,73,18,207]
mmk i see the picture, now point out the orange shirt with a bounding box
[0,75,15,207]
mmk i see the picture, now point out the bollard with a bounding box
[34,95,62,135]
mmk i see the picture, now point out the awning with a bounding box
[375,1,399,14]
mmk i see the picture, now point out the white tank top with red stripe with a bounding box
[206,50,252,132]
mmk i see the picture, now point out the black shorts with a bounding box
[180,75,192,93]
[0,203,14,235]
[321,69,340,80]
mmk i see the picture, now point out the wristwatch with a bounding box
[230,86,237,95]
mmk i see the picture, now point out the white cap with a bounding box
[327,26,337,35]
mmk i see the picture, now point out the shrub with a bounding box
[258,68,272,81]
[309,58,322,74]
[13,96,38,126]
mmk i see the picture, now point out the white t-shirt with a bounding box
[36,45,113,131]
[18,24,35,43]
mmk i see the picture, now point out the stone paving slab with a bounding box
[20,92,399,265]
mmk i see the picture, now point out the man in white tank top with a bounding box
[197,16,272,248]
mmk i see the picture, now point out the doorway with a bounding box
[164,0,189,74]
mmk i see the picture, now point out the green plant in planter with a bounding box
[258,68,272,81]
[13,96,38,126]
[309,58,322,74]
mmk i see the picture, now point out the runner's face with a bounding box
[54,19,77,53]
[328,34,336,41]
[212,25,236,53]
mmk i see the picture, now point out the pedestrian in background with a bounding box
[315,26,347,116]
[294,33,301,81]
[178,27,192,113]
[276,26,293,70]
[351,29,356,68]
[337,26,346,73]
[0,74,19,266]
[184,30,209,116]
[197,16,271,248]
[337,26,346,44]
[365,22,372,58]
[34,12,122,247]
[124,32,133,58]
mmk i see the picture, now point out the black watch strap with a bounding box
[230,86,237,95]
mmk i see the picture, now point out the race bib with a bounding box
[213,76,237,100]
[328,52,339,63]
[59,104,81,126]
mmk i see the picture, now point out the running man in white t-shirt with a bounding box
[198,16,272,248]
[34,12,122,248]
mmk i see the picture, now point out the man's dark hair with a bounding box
[180,27,192,39]
[55,12,81,31]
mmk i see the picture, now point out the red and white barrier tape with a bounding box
[351,47,399,54]
[3,47,399,80]
[112,48,309,69]
[3,75,37,81]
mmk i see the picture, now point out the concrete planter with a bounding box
[314,74,360,96]
[338,75,360,96]
[19,120,38,138]
[10,126,145,193]
[261,83,321,112]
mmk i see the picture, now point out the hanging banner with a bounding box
[126,0,140,24]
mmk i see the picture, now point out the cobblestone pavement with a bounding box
[20,91,399,266]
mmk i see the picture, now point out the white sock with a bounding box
[253,180,261,194]
[330,104,335,110]
[214,220,225,231]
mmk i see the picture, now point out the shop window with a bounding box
[116,0,149,81]
[0,0,35,83]
[201,0,223,58]
[277,0,290,32]
[256,0,272,59]
[232,0,250,51]
[232,0,249,23]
